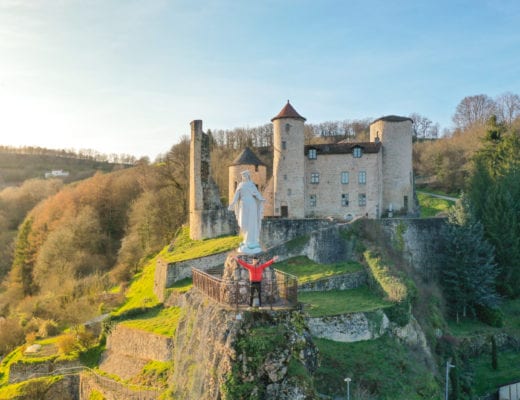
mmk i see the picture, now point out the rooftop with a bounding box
[230,147,266,166]
[271,101,306,122]
[371,115,413,124]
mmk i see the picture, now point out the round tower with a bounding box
[271,101,306,218]
[369,115,414,215]
[228,147,267,202]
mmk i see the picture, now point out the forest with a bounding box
[0,91,519,364]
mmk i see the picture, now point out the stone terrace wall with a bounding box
[105,324,172,362]
[80,372,159,400]
[100,324,173,380]
[260,218,334,248]
[364,217,446,278]
[9,359,82,384]
[299,270,367,292]
[154,251,229,301]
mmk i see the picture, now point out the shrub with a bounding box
[476,305,504,328]
[56,334,77,355]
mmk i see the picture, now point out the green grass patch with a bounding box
[0,336,81,386]
[471,349,520,396]
[120,306,182,336]
[417,192,455,218]
[130,360,172,388]
[0,376,62,399]
[363,250,408,302]
[114,256,160,316]
[448,299,520,338]
[158,226,240,263]
[314,336,439,399]
[300,287,391,317]
[275,256,363,284]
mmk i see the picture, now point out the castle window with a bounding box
[288,188,292,195]
[358,171,366,184]
[358,193,366,206]
[285,123,291,133]
[341,193,349,207]
[353,147,362,158]
[308,148,317,160]
[284,174,287,180]
[309,194,317,207]
[341,171,349,184]
[282,141,287,150]
[310,173,320,184]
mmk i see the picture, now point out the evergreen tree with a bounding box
[468,117,520,296]
[441,196,500,322]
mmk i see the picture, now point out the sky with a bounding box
[0,0,519,160]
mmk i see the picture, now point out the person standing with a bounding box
[234,255,279,306]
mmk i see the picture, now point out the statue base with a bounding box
[237,242,263,255]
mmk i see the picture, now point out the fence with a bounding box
[192,266,298,308]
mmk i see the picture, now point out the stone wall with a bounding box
[378,217,446,277]
[298,270,367,292]
[260,218,334,248]
[9,359,82,384]
[154,250,230,301]
[79,372,159,400]
[307,310,390,342]
[99,324,173,380]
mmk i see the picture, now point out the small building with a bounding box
[44,170,70,179]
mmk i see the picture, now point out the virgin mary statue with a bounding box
[228,170,265,254]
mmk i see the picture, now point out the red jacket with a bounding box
[236,258,275,282]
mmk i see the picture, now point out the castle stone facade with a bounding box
[189,102,414,239]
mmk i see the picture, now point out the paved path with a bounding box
[417,191,458,202]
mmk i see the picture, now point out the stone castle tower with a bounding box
[270,101,306,218]
[369,116,414,214]
[189,120,235,240]
[228,147,267,203]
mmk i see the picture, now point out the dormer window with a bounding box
[308,148,317,160]
[353,147,362,158]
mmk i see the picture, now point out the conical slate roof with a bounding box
[230,147,266,166]
[271,100,306,122]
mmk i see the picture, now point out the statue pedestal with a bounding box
[220,253,279,307]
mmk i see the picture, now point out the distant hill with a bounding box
[0,147,134,187]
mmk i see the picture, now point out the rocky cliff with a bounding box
[171,291,319,399]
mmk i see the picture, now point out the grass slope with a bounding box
[315,336,439,399]
[300,287,391,317]
[275,256,363,283]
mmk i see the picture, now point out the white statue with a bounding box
[228,170,265,254]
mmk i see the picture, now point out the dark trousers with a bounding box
[250,281,262,306]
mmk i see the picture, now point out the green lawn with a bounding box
[299,287,391,317]
[471,349,520,396]
[417,192,455,217]
[158,226,240,263]
[121,306,183,336]
[448,299,520,338]
[314,336,439,399]
[275,256,363,284]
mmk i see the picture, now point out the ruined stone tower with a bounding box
[189,120,234,240]
[271,101,306,218]
[369,116,414,214]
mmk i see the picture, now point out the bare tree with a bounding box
[452,94,496,130]
[495,92,520,126]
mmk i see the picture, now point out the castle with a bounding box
[190,101,414,240]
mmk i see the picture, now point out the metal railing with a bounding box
[192,267,298,308]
